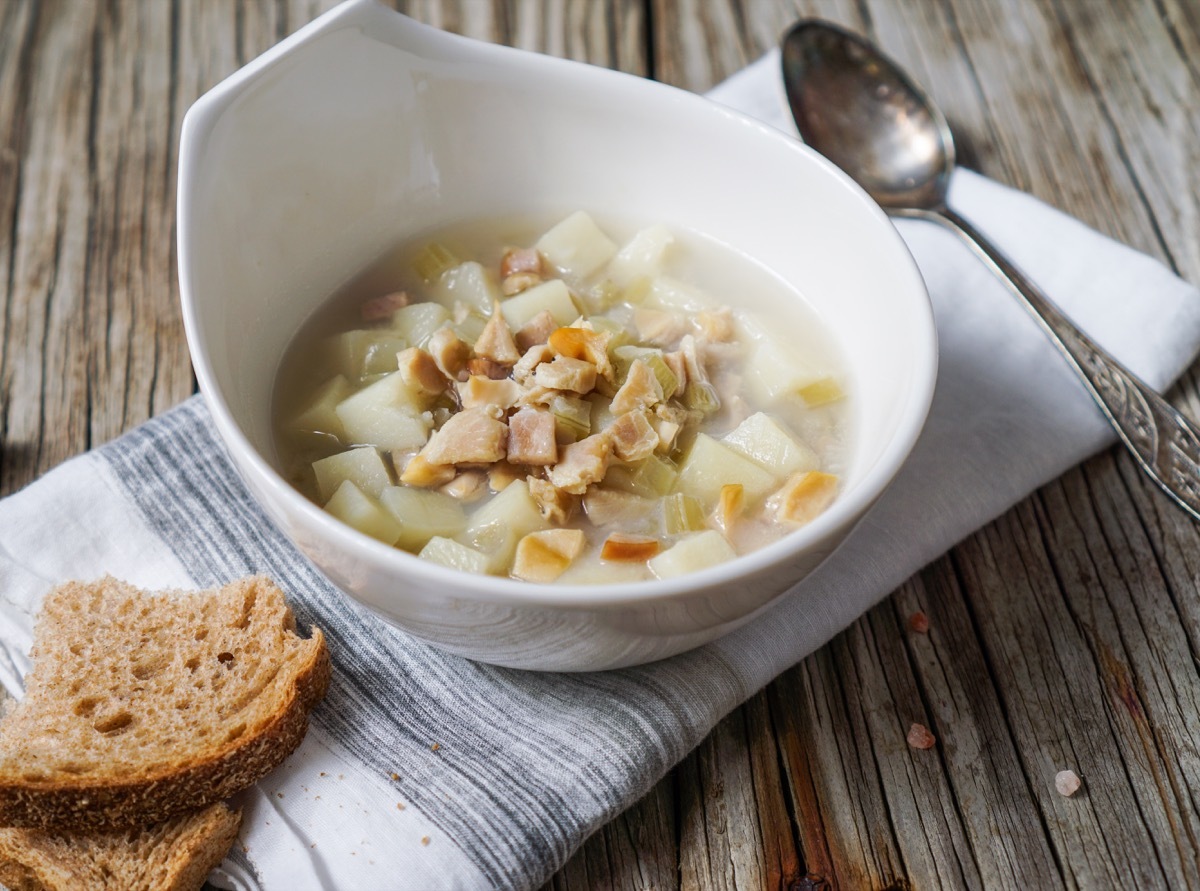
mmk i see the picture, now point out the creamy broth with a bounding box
[273,212,850,583]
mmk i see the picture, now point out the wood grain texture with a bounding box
[4,2,1200,890]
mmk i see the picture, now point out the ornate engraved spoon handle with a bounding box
[935,205,1200,521]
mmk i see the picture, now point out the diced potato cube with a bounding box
[335,372,431,450]
[511,529,586,582]
[738,321,826,404]
[674,434,778,507]
[500,279,579,330]
[607,225,674,286]
[722,412,818,477]
[773,471,839,526]
[434,261,501,315]
[379,486,468,552]
[324,480,402,544]
[419,536,490,575]
[312,447,393,501]
[535,211,618,278]
[459,480,550,571]
[323,330,409,378]
[648,530,736,579]
[289,374,352,440]
[392,302,450,348]
[648,276,716,312]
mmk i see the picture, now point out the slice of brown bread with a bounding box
[0,575,329,831]
[0,801,241,891]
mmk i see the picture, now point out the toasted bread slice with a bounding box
[0,801,241,891]
[0,576,329,831]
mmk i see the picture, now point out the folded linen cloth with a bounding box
[2,50,1199,891]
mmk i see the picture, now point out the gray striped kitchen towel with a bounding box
[2,52,1200,890]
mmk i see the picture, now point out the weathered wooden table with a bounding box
[4,1,1200,888]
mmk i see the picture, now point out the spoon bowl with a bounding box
[782,21,953,212]
[781,19,1200,525]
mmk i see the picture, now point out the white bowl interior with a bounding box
[179,1,933,600]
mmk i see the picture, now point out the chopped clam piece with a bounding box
[773,471,839,526]
[361,290,409,321]
[399,453,457,488]
[609,411,658,463]
[548,433,613,494]
[421,407,508,466]
[633,308,685,346]
[441,470,488,502]
[488,462,524,492]
[548,326,614,380]
[502,271,542,295]
[512,528,586,582]
[512,343,555,385]
[459,375,524,411]
[500,246,543,278]
[514,310,558,352]
[427,326,472,381]
[474,300,522,365]
[693,308,735,342]
[600,533,660,562]
[528,476,577,524]
[611,358,664,415]
[507,406,558,465]
[534,355,598,394]
[465,357,508,380]
[397,347,449,397]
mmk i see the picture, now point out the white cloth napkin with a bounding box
[1,51,1198,891]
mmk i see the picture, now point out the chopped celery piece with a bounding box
[605,454,678,498]
[392,303,450,348]
[684,380,720,416]
[723,412,818,477]
[586,314,629,347]
[614,346,679,399]
[324,480,402,545]
[323,330,408,379]
[662,493,706,534]
[312,447,393,502]
[453,311,487,344]
[412,242,460,283]
[798,376,845,407]
[379,486,468,552]
[419,536,490,574]
[648,530,736,579]
[550,394,592,443]
[674,433,777,507]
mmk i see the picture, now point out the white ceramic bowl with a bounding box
[177,0,936,671]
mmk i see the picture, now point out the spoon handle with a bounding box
[938,205,1200,521]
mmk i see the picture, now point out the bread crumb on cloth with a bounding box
[908,611,930,633]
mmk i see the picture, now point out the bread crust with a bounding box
[0,577,330,832]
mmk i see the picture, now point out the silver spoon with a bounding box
[781,19,1200,522]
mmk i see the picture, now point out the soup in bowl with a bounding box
[177,0,936,670]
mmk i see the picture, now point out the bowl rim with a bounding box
[177,0,938,610]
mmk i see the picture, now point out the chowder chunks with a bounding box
[273,213,848,583]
